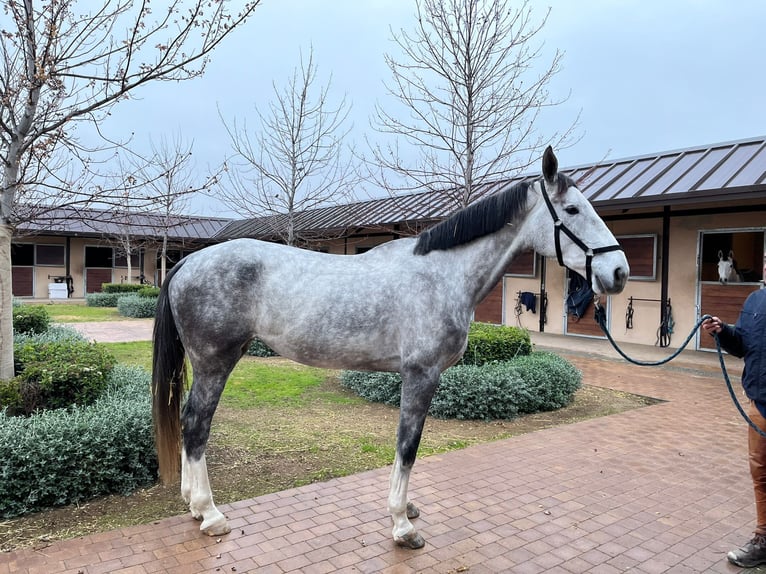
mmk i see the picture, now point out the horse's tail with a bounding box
[152,260,188,485]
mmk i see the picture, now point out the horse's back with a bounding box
[166,237,459,372]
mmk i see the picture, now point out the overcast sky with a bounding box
[94,0,766,216]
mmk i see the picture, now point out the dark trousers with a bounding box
[749,402,766,535]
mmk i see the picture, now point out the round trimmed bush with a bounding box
[340,370,401,406]
[339,351,582,421]
[507,352,583,412]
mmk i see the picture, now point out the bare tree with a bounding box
[219,47,358,246]
[136,134,222,285]
[369,0,578,208]
[0,0,259,380]
[106,156,146,286]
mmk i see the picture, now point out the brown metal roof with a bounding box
[16,207,230,242]
[573,136,766,207]
[16,136,766,244]
[217,136,766,240]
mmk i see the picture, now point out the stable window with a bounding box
[700,230,765,283]
[36,244,65,266]
[11,243,34,266]
[618,235,657,281]
[85,246,113,268]
[114,251,140,268]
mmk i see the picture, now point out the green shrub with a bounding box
[429,363,523,420]
[117,294,158,318]
[0,365,157,519]
[14,324,87,346]
[460,322,531,366]
[507,352,583,412]
[138,286,160,298]
[246,338,279,357]
[13,340,116,413]
[0,380,21,416]
[85,292,120,307]
[339,370,401,406]
[12,305,51,335]
[339,351,581,421]
[102,283,145,294]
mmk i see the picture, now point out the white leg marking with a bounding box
[183,450,230,535]
[388,456,414,539]
[181,447,192,508]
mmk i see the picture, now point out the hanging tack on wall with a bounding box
[626,297,634,330]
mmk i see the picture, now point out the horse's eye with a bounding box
[564,206,579,215]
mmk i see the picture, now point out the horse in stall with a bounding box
[718,250,743,283]
[152,147,630,548]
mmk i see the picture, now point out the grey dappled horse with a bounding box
[152,147,629,548]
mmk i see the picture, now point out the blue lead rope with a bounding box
[593,304,766,439]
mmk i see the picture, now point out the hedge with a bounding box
[117,294,158,318]
[339,351,581,421]
[85,292,121,307]
[101,283,145,294]
[0,365,157,519]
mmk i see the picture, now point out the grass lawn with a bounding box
[42,303,123,322]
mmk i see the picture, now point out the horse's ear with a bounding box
[718,250,723,259]
[729,250,735,259]
[542,146,557,182]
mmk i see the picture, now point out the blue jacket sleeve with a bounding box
[716,323,746,358]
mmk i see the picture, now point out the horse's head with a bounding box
[717,250,737,284]
[526,147,629,295]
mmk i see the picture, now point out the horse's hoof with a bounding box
[394,530,425,549]
[406,501,420,519]
[200,516,231,536]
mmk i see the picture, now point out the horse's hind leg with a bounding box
[388,366,440,549]
[181,352,241,536]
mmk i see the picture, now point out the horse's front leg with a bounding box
[389,366,440,549]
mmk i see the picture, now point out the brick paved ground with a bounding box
[2,330,761,573]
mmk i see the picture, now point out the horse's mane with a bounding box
[413,180,532,256]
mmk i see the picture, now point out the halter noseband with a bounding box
[539,178,624,287]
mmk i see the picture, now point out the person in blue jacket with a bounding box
[702,255,766,568]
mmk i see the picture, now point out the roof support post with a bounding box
[659,207,671,347]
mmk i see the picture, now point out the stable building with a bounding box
[12,136,766,352]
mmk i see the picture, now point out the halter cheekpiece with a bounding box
[539,178,624,287]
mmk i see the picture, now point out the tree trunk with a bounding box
[0,224,15,380]
[160,235,168,285]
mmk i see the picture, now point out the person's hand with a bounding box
[701,316,723,335]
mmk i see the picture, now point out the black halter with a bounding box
[539,178,624,287]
